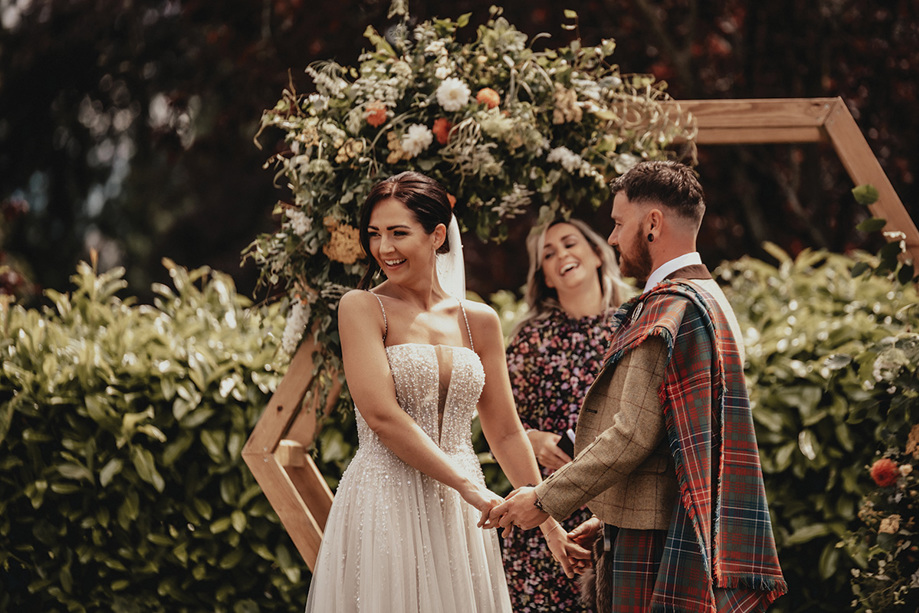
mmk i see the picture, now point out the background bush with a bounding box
[719,244,918,612]
[0,261,306,612]
[4,247,917,612]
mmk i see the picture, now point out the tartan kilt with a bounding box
[587,523,777,613]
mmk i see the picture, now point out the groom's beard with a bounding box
[615,228,653,286]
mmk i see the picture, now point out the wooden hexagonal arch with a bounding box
[242,96,919,571]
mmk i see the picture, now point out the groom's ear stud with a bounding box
[647,233,654,242]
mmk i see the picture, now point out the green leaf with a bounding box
[211,517,232,534]
[851,184,879,206]
[131,447,165,492]
[823,354,852,371]
[855,217,887,233]
[786,523,832,546]
[0,400,13,443]
[58,463,94,482]
[231,510,247,533]
[563,9,578,19]
[817,541,839,579]
[99,458,123,487]
[897,262,915,285]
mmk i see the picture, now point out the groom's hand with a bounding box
[487,486,549,531]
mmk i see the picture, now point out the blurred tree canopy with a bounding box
[1,0,917,301]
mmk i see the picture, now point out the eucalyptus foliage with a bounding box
[0,262,305,612]
[718,244,919,612]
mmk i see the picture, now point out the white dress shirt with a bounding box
[642,252,703,294]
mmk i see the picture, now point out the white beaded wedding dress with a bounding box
[304,337,512,612]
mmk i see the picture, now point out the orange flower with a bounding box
[870,458,900,487]
[365,101,388,128]
[323,222,363,264]
[432,118,453,145]
[476,87,500,109]
[446,193,457,209]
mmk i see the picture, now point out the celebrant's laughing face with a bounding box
[367,197,439,283]
[608,192,653,285]
[541,222,602,293]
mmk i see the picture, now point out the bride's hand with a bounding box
[458,482,503,523]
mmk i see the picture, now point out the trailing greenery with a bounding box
[0,261,306,612]
[718,244,918,612]
[245,7,696,422]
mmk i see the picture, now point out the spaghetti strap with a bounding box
[458,299,474,352]
[369,292,388,344]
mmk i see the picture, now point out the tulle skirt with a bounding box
[304,445,512,613]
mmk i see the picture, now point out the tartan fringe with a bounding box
[718,574,789,606]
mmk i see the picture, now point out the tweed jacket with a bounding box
[534,265,731,530]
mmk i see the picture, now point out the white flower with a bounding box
[307,93,329,113]
[613,152,641,175]
[285,208,312,237]
[872,347,909,382]
[305,65,348,98]
[425,40,446,56]
[280,299,310,355]
[391,60,412,79]
[435,65,452,80]
[494,184,532,218]
[401,124,433,158]
[436,78,470,112]
[546,146,583,174]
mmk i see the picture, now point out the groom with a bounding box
[487,161,787,611]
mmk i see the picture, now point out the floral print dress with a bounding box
[501,308,614,612]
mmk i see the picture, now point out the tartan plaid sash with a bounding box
[603,281,787,612]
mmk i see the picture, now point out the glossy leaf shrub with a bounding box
[719,244,918,612]
[0,261,306,612]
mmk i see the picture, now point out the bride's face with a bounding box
[367,197,443,283]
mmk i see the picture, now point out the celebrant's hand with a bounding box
[527,429,572,471]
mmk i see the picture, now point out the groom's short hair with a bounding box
[609,161,705,229]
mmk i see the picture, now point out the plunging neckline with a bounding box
[384,343,478,443]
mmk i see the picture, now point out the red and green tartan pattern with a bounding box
[602,281,787,612]
[599,525,772,612]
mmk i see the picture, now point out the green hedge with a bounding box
[4,248,916,612]
[719,244,918,612]
[0,261,306,612]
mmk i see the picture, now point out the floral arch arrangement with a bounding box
[245,7,696,415]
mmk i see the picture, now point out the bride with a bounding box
[305,172,582,612]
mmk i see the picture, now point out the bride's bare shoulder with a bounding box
[339,289,381,316]
[458,299,501,334]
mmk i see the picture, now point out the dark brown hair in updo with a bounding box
[357,171,452,289]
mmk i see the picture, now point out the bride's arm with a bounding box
[466,303,581,576]
[338,291,500,513]
[467,303,542,489]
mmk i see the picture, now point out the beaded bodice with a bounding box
[355,343,485,456]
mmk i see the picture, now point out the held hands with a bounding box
[541,521,591,578]
[566,516,602,575]
[526,429,573,471]
[459,480,505,521]
[479,486,548,531]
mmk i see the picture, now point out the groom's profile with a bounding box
[487,161,787,612]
